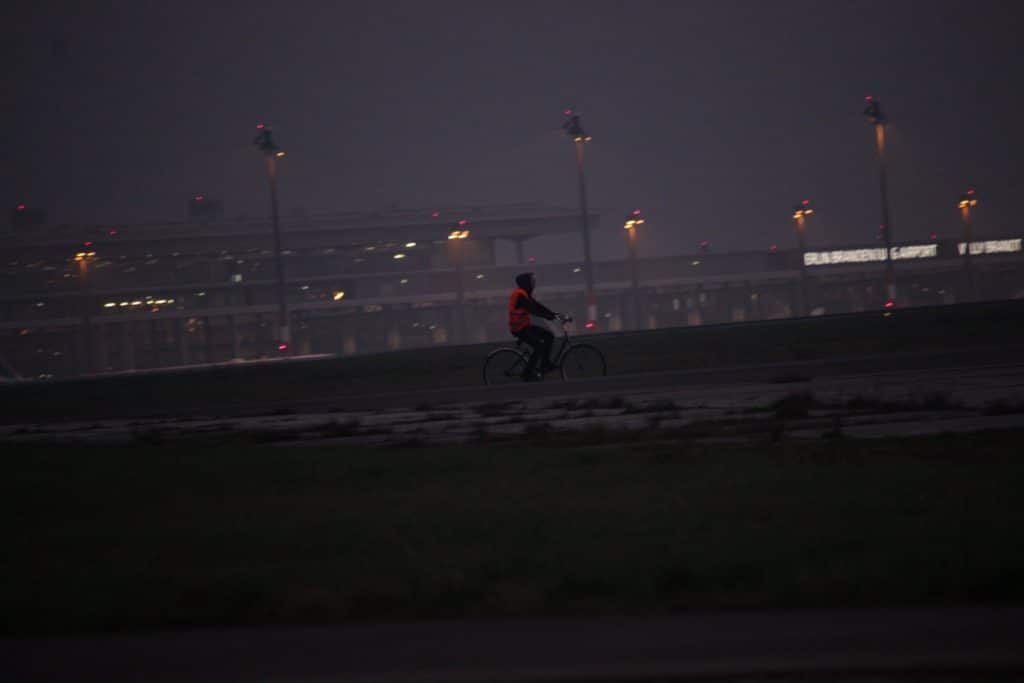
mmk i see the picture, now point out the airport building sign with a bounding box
[957,238,1022,256]
[804,244,938,267]
[890,245,939,260]
[804,238,1022,266]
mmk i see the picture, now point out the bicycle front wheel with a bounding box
[560,343,607,381]
[483,348,528,385]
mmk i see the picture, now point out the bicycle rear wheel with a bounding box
[559,343,606,381]
[483,348,528,385]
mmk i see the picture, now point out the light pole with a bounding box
[253,123,291,354]
[623,209,645,328]
[74,247,97,374]
[792,200,814,316]
[448,220,470,343]
[562,109,596,328]
[863,96,896,307]
[959,186,978,301]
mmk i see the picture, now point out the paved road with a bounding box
[6,299,1024,423]
[5,607,1023,682]
[213,344,1024,416]
[5,348,1024,445]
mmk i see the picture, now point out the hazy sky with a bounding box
[6,0,1023,262]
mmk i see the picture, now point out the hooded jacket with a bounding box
[509,273,557,333]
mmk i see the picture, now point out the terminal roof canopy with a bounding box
[1,205,601,257]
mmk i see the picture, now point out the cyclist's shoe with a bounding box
[521,369,542,382]
[540,361,557,374]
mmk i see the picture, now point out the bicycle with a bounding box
[482,316,607,385]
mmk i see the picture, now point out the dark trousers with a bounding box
[516,325,554,378]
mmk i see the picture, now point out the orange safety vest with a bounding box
[508,287,531,334]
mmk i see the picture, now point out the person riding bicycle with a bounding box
[508,272,566,381]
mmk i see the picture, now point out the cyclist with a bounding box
[508,272,565,381]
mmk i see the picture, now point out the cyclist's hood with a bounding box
[515,272,534,294]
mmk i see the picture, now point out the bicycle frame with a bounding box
[485,318,604,385]
[551,323,573,366]
[521,321,572,368]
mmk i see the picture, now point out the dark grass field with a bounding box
[3,299,1024,422]
[4,429,1023,637]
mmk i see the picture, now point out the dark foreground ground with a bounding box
[5,302,1024,681]
[7,608,1024,682]
[4,430,1023,638]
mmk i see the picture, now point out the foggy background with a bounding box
[5,0,1022,265]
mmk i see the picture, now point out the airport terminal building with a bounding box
[2,204,1023,379]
